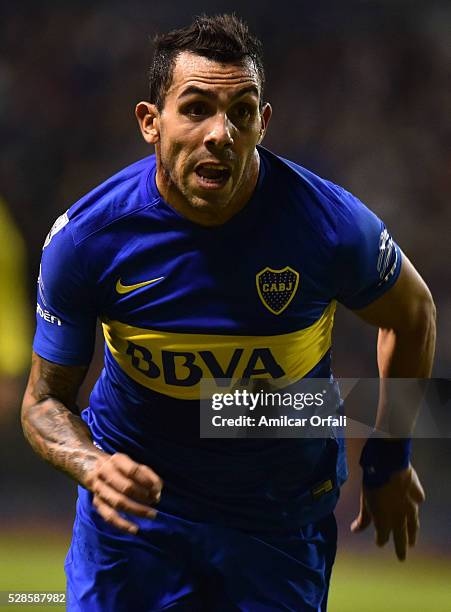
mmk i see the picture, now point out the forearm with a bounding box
[21,397,107,487]
[21,353,108,487]
[375,301,436,434]
[377,308,436,378]
[22,353,163,535]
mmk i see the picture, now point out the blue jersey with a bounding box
[33,146,401,533]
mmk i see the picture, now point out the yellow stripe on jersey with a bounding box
[102,301,336,400]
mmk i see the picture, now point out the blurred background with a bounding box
[0,0,450,610]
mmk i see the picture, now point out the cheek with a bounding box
[237,146,256,175]
[162,131,192,162]
[160,140,194,188]
[159,135,183,174]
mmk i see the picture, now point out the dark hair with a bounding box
[149,14,265,110]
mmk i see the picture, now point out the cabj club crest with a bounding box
[256,266,300,315]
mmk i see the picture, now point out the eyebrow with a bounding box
[177,85,259,101]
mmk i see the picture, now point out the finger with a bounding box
[393,517,408,561]
[98,470,160,504]
[112,454,163,492]
[373,519,391,547]
[351,495,372,533]
[94,481,158,519]
[409,472,426,504]
[93,497,139,535]
[406,505,420,547]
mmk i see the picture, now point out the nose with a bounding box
[203,113,234,150]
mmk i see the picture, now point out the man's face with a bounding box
[138,52,271,218]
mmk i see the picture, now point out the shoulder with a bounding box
[64,155,156,247]
[259,146,379,248]
[39,156,156,285]
[261,150,381,247]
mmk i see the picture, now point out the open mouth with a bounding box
[195,163,231,188]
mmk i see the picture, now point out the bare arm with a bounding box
[355,254,436,377]
[22,352,163,534]
[355,255,436,432]
[21,351,102,483]
[350,255,436,559]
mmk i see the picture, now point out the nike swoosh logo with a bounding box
[116,276,164,295]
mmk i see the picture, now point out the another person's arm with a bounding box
[350,256,436,560]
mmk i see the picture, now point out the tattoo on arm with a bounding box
[21,352,105,487]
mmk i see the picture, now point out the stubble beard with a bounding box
[160,153,235,211]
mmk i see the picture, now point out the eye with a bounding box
[229,104,254,124]
[183,102,209,118]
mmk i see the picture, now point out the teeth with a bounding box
[200,164,228,170]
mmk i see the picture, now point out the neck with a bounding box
[155,150,260,227]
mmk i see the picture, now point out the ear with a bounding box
[258,102,272,144]
[135,101,160,144]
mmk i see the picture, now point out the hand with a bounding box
[86,452,163,534]
[350,464,425,560]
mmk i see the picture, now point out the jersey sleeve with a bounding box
[331,185,402,309]
[33,212,97,365]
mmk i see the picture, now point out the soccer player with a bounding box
[21,14,436,611]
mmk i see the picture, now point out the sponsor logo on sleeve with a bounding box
[43,211,69,249]
[36,303,62,326]
[377,228,397,284]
